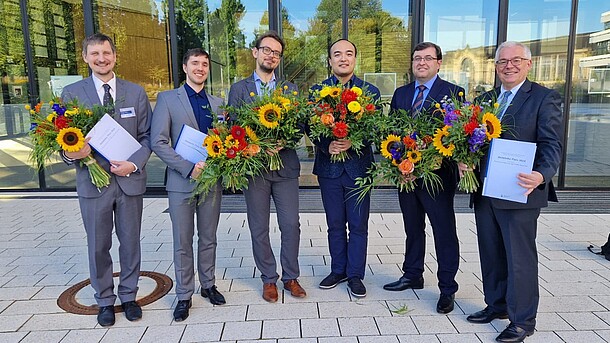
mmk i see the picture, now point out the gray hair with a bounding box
[495,41,532,61]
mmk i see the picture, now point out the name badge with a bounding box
[119,107,136,118]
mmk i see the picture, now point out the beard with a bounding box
[258,60,276,74]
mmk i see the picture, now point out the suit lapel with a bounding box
[113,78,126,116]
[83,77,102,106]
[177,86,198,128]
[504,79,531,119]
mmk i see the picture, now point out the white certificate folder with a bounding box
[482,138,537,203]
[174,124,207,164]
[86,113,142,161]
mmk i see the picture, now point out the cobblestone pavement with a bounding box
[0,196,609,342]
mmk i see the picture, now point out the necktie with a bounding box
[497,90,511,120]
[102,84,114,115]
[411,84,427,115]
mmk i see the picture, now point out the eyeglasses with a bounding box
[412,56,438,63]
[495,57,528,67]
[257,46,282,58]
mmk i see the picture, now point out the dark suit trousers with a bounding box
[168,185,221,300]
[78,181,142,307]
[318,172,370,279]
[398,187,459,295]
[244,171,300,284]
[474,196,540,331]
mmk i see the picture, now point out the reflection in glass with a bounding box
[425,0,498,97]
[567,2,610,186]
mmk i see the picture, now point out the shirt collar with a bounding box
[501,79,526,96]
[184,83,205,97]
[253,71,276,85]
[415,75,438,90]
[92,73,116,92]
[330,74,358,88]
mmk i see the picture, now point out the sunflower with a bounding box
[380,134,401,160]
[245,126,258,142]
[406,150,422,163]
[433,126,455,157]
[204,135,224,158]
[482,112,502,140]
[329,87,341,98]
[347,101,362,113]
[319,86,331,98]
[224,134,239,149]
[258,103,282,129]
[276,96,291,110]
[56,127,85,152]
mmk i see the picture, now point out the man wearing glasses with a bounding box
[227,30,306,303]
[463,41,563,343]
[383,42,464,315]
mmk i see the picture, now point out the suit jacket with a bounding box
[227,74,300,179]
[474,79,563,209]
[151,85,225,192]
[61,76,152,198]
[310,75,381,179]
[390,77,465,190]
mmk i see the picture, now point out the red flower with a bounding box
[226,148,237,159]
[365,103,375,113]
[464,120,479,135]
[54,115,71,130]
[402,136,417,150]
[336,103,347,117]
[212,128,220,135]
[315,103,332,116]
[236,138,247,151]
[332,122,349,139]
[341,89,358,104]
[231,125,246,140]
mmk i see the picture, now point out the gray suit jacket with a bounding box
[151,85,225,192]
[61,76,152,198]
[227,75,300,178]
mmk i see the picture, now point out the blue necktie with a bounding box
[411,84,427,115]
[497,90,512,120]
[102,84,114,115]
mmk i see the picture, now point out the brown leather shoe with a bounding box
[262,283,278,303]
[283,279,307,298]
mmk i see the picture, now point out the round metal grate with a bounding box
[57,271,173,315]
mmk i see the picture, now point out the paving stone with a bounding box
[19,330,67,343]
[180,323,223,342]
[261,319,301,339]
[100,327,146,343]
[221,320,262,340]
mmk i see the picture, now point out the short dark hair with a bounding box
[253,30,285,52]
[82,33,116,55]
[328,39,358,58]
[412,42,442,60]
[182,48,210,65]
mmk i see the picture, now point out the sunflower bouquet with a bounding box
[309,84,381,162]
[228,85,310,170]
[192,122,265,197]
[432,95,503,193]
[28,98,111,188]
[353,111,443,202]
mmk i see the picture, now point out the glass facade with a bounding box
[1,0,609,191]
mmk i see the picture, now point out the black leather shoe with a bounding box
[347,277,367,298]
[383,276,424,291]
[319,273,348,289]
[201,285,226,305]
[467,306,509,323]
[173,299,192,322]
[496,323,534,342]
[436,293,455,314]
[97,305,115,327]
[121,301,142,321]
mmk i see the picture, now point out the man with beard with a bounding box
[227,31,306,303]
[311,39,380,298]
[61,33,151,326]
[151,48,226,322]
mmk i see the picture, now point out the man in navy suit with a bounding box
[61,33,151,326]
[227,31,306,303]
[383,42,464,314]
[464,41,563,342]
[311,39,380,298]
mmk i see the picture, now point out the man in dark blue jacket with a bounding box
[383,42,464,315]
[310,39,380,298]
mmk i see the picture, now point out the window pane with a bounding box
[0,0,38,189]
[566,1,610,187]
[425,0,498,97]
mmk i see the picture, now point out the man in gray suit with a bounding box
[227,30,305,303]
[61,33,151,327]
[151,48,226,322]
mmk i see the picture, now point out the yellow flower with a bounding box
[25,105,31,110]
[85,109,92,116]
[49,100,54,106]
[433,126,455,157]
[407,150,422,163]
[319,86,331,98]
[329,87,341,97]
[351,86,363,96]
[292,91,298,96]
[204,135,224,158]
[56,127,85,152]
[483,112,502,140]
[435,103,441,109]
[493,102,500,108]
[64,108,78,117]
[380,134,401,160]
[347,101,361,113]
[258,103,282,129]
[224,134,239,149]
[276,96,291,110]
[46,113,56,122]
[249,92,255,97]
[245,126,258,142]
[458,91,464,97]
[283,85,288,90]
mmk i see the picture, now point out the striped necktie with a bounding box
[497,90,512,120]
[411,84,427,115]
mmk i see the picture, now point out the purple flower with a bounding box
[52,103,66,116]
[468,127,486,152]
[29,123,38,131]
[444,110,458,126]
[390,147,402,162]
